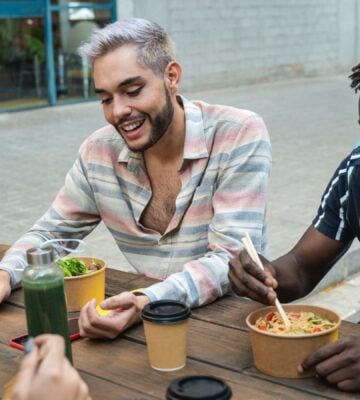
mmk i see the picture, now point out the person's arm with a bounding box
[0,139,101,293]
[230,149,356,304]
[10,335,91,400]
[271,225,349,302]
[229,226,349,304]
[141,114,272,307]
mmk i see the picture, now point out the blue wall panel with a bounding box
[0,1,45,18]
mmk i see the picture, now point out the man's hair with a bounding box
[78,18,175,76]
[349,63,360,93]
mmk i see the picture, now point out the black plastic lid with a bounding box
[166,375,232,399]
[141,300,191,324]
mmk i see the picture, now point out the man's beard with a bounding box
[118,85,174,153]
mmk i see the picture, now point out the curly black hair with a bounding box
[349,63,360,92]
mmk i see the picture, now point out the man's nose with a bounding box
[112,97,132,121]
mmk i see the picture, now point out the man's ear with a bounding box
[165,61,182,94]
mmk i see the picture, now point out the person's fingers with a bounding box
[80,299,122,338]
[100,291,134,310]
[10,346,40,400]
[240,250,277,287]
[0,271,11,303]
[337,378,360,392]
[35,335,65,367]
[79,299,96,337]
[80,294,142,338]
[59,358,89,400]
[229,260,276,304]
[71,368,92,400]
[300,340,347,372]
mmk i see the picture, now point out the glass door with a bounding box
[0,1,47,111]
[50,0,116,104]
[0,0,116,111]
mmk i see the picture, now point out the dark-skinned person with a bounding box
[229,63,360,393]
[0,18,271,339]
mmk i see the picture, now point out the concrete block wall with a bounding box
[118,0,360,92]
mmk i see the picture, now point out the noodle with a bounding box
[255,311,336,335]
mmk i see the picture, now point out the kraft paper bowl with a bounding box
[64,257,106,312]
[246,304,341,378]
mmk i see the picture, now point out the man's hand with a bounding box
[228,249,278,304]
[0,270,11,303]
[299,336,360,392]
[10,334,91,400]
[79,292,150,339]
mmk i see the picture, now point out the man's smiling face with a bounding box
[93,45,174,152]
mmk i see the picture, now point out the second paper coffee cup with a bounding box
[141,300,191,371]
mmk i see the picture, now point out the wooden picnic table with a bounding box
[0,245,359,399]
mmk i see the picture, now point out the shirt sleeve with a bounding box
[313,149,360,242]
[141,115,272,307]
[0,140,101,288]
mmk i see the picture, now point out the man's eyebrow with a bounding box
[95,76,143,94]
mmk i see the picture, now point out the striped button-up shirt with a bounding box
[1,96,271,307]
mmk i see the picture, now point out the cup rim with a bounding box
[142,299,191,324]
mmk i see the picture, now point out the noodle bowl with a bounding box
[254,310,336,335]
[246,304,341,378]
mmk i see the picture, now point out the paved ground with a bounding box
[1,74,360,321]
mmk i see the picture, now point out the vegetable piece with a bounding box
[55,257,89,277]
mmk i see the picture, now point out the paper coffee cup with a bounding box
[141,300,191,371]
[166,375,232,399]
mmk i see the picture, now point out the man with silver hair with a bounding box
[0,18,271,339]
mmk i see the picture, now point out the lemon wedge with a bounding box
[96,304,111,316]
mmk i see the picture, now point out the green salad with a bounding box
[55,257,100,277]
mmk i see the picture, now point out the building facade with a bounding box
[1,0,359,111]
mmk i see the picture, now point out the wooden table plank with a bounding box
[73,337,329,400]
[190,295,262,330]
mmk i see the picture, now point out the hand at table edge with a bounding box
[0,270,11,303]
[79,292,150,339]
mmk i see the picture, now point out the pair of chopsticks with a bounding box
[242,233,291,329]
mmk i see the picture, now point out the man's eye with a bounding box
[127,86,143,97]
[101,98,112,105]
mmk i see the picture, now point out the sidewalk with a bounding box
[1,74,360,321]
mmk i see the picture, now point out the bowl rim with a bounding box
[246,304,341,339]
[63,256,106,280]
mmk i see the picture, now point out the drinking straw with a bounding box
[242,233,291,329]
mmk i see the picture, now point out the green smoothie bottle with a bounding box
[23,246,72,363]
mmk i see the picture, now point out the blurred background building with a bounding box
[0,0,359,112]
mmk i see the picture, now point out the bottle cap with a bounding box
[141,300,191,324]
[166,375,232,399]
[26,246,55,266]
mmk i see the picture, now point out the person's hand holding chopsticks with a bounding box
[228,236,279,305]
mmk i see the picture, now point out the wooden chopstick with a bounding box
[242,233,291,329]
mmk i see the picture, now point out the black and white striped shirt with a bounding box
[314,146,360,242]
